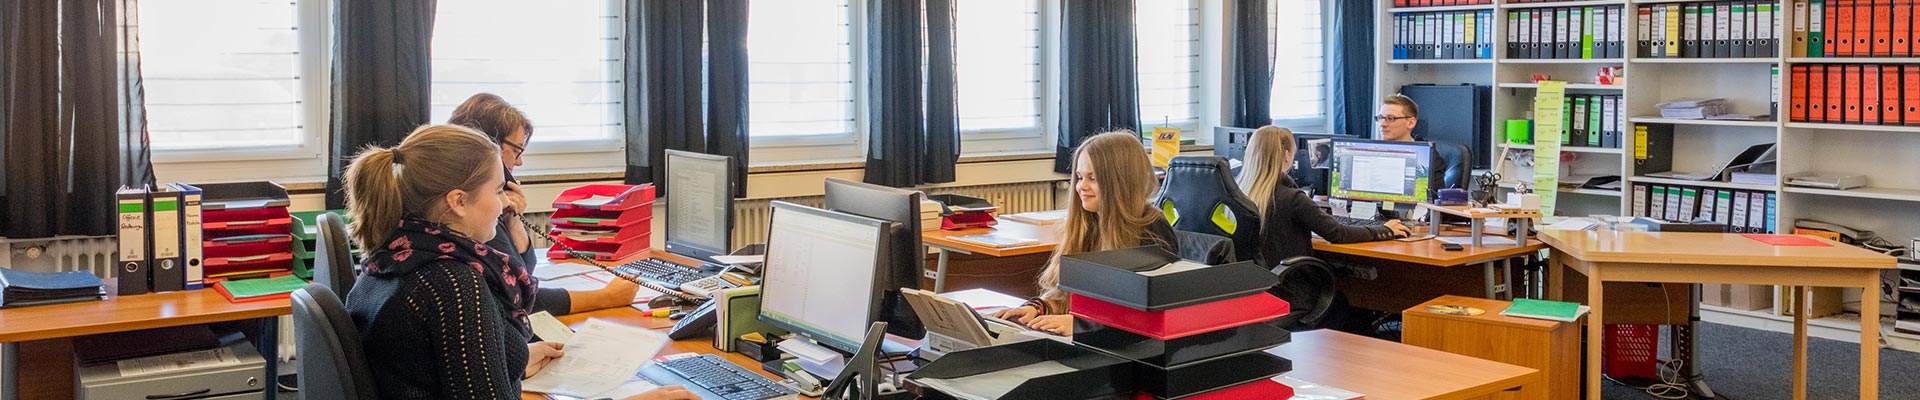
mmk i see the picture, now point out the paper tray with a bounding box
[1130,378,1294,400]
[203,235,293,259]
[551,184,656,211]
[195,181,290,211]
[1072,318,1291,369]
[1127,352,1292,399]
[546,237,649,261]
[549,206,653,229]
[906,339,1134,400]
[925,194,998,215]
[1067,293,1288,340]
[1059,247,1277,312]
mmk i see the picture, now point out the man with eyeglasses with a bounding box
[1376,94,1420,142]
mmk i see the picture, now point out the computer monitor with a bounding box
[757,201,892,354]
[664,150,734,264]
[1329,138,1435,204]
[821,178,925,339]
[1212,126,1346,197]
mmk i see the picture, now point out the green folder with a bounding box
[1501,298,1586,321]
[218,275,307,299]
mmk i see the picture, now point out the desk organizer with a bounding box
[906,339,1136,400]
[545,184,655,262]
[195,181,294,284]
[1058,247,1276,312]
[1067,292,1288,340]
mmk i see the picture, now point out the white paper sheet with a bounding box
[710,254,765,265]
[915,361,1078,400]
[539,275,607,292]
[1276,375,1364,400]
[521,319,670,398]
[533,262,601,280]
[528,311,574,343]
[939,288,1026,310]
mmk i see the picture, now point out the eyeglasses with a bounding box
[1372,115,1414,122]
[499,139,528,158]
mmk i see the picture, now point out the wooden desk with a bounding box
[1313,229,1548,301]
[1540,230,1894,400]
[1271,330,1540,400]
[0,283,289,400]
[920,218,1060,292]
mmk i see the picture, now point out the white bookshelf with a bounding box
[1390,4,1498,13]
[1379,0,1915,338]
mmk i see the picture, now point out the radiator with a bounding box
[731,181,1059,247]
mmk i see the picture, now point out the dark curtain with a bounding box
[707,0,749,198]
[1056,0,1139,173]
[627,0,748,199]
[862,0,925,187]
[0,0,155,239]
[1330,0,1374,137]
[326,0,436,209]
[1229,0,1271,128]
[922,0,959,184]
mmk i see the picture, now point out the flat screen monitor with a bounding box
[757,201,891,354]
[1212,126,1346,197]
[664,150,734,264]
[821,178,925,339]
[1329,138,1434,204]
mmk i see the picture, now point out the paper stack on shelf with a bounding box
[547,184,655,261]
[1656,98,1730,119]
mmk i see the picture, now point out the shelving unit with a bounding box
[1380,0,1915,342]
[1389,4,1498,13]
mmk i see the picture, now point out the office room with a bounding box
[2,0,1918,398]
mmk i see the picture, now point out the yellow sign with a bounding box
[1151,127,1181,168]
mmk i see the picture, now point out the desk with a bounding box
[1273,330,1540,400]
[1541,230,1894,400]
[1313,229,1547,302]
[920,218,1060,292]
[0,283,289,400]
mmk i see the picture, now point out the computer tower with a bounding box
[1399,84,1492,169]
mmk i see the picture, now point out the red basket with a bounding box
[1604,323,1661,380]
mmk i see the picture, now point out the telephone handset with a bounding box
[667,297,722,340]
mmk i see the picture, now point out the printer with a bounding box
[78,335,268,400]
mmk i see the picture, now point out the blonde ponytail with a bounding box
[343,125,501,250]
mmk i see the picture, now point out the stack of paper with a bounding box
[522,319,669,398]
[947,232,1039,248]
[1002,210,1068,225]
[1656,98,1730,119]
[1499,298,1591,322]
[0,268,105,308]
[920,200,944,231]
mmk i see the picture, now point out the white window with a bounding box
[951,0,1054,155]
[140,0,313,154]
[1135,0,1201,130]
[1270,0,1328,130]
[748,0,858,142]
[432,0,624,168]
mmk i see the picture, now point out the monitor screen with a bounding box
[664,150,733,262]
[821,178,925,338]
[757,201,890,354]
[1329,138,1434,204]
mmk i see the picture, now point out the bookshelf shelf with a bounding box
[1496,83,1624,90]
[1630,176,1777,192]
[1630,57,1781,64]
[1502,0,1626,9]
[1498,143,1625,154]
[1780,186,1920,203]
[1782,122,1920,134]
[1630,117,1780,128]
[1501,58,1627,64]
[1786,58,1920,64]
[1388,59,1495,65]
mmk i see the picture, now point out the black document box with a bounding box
[1058,246,1276,312]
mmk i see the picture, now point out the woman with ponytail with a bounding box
[992,131,1179,336]
[342,125,692,400]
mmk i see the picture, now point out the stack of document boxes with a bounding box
[919,199,943,232]
[926,194,997,230]
[547,184,655,261]
[196,182,297,285]
[905,247,1294,399]
[288,210,350,280]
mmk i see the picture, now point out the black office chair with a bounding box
[1152,156,1264,265]
[314,213,357,296]
[1173,230,1235,265]
[293,283,378,400]
[1268,256,1342,331]
[1431,140,1472,192]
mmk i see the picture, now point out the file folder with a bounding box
[1699,189,1718,223]
[173,183,204,290]
[1684,4,1702,58]
[1872,0,1891,56]
[116,186,150,295]
[1793,0,1810,57]
[1907,66,1920,125]
[1664,186,1683,221]
[1603,96,1620,148]
[1898,0,1914,57]
[1581,7,1596,59]
[1854,0,1872,56]
[1588,96,1603,146]
[1837,0,1855,56]
[1884,65,1904,125]
[1650,185,1669,220]
[1792,65,1810,122]
[1846,64,1864,123]
[149,186,184,293]
[1715,190,1735,226]
[1827,64,1845,122]
[1506,12,1520,58]
[1666,5,1682,57]
[1811,0,1827,56]
[1715,2,1732,57]
[1638,7,1654,58]
[1865,66,1883,124]
[1762,3,1779,57]
[1632,184,1649,217]
[1556,8,1571,59]
[1732,192,1753,233]
[1679,187,1699,221]
[1572,97,1589,146]
[1732,2,1750,57]
[1609,6,1625,57]
[1763,193,1778,233]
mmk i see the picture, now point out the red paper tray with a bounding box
[1070,292,1289,340]
[551,184,656,212]
[204,206,289,224]
[205,253,294,278]
[1132,379,1293,400]
[940,212,997,230]
[546,237,649,262]
[550,206,653,229]
[547,226,650,245]
[203,234,293,259]
[203,218,292,236]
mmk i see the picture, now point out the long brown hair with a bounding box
[1235,126,1296,214]
[447,93,534,144]
[1036,131,1165,301]
[344,125,502,250]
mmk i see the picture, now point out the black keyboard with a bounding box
[657,354,798,400]
[1332,215,1387,227]
[614,258,719,288]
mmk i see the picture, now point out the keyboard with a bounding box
[656,354,799,400]
[615,258,720,288]
[1332,215,1387,227]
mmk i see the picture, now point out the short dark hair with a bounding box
[447,93,533,144]
[1384,93,1419,118]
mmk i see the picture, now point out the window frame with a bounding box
[1135,0,1204,136]
[746,0,869,165]
[1267,0,1335,135]
[954,0,1056,156]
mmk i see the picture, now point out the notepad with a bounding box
[948,233,1039,248]
[1499,298,1590,322]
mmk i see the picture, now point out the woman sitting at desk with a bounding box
[447,93,640,316]
[1235,125,1409,263]
[341,125,692,400]
[994,131,1180,336]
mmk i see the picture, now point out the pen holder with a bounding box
[738,338,783,362]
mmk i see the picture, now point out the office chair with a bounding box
[1431,140,1472,192]
[292,283,378,400]
[1152,156,1264,265]
[314,212,357,296]
[1172,230,1235,265]
[1268,256,1341,331]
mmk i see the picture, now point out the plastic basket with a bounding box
[1604,323,1660,380]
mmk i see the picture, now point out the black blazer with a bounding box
[1257,176,1398,265]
